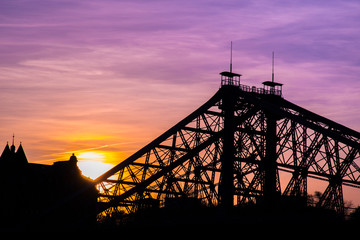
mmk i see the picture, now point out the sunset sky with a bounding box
[1,0,360,180]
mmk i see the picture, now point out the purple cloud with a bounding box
[0,0,359,169]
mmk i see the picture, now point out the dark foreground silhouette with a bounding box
[0,142,97,231]
[1,142,360,231]
[97,196,360,229]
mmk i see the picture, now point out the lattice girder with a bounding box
[95,86,360,216]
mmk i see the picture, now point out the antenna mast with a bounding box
[272,51,274,83]
[230,41,233,73]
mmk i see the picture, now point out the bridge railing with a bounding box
[223,82,282,97]
[220,71,282,97]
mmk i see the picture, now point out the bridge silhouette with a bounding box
[91,68,360,223]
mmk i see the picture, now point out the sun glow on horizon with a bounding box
[77,151,115,179]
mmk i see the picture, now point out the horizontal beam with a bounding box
[170,177,213,185]
[277,164,360,187]
[131,162,165,169]
[157,144,189,152]
[104,179,138,184]
[182,126,217,135]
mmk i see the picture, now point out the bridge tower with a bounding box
[219,71,241,209]
[262,69,284,208]
[219,67,284,209]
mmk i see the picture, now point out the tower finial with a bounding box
[10,134,15,153]
[272,51,275,83]
[230,41,233,73]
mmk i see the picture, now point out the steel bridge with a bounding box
[93,70,360,217]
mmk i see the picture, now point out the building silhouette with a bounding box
[0,140,97,230]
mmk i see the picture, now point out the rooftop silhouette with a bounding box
[0,141,97,230]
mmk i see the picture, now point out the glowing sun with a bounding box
[76,152,114,179]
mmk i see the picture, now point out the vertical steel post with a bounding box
[263,112,278,208]
[219,86,236,210]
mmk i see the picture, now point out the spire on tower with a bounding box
[262,51,283,96]
[230,41,233,73]
[272,51,275,83]
[11,134,15,153]
[16,143,28,164]
[220,41,241,86]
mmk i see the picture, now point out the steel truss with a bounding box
[95,85,360,216]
